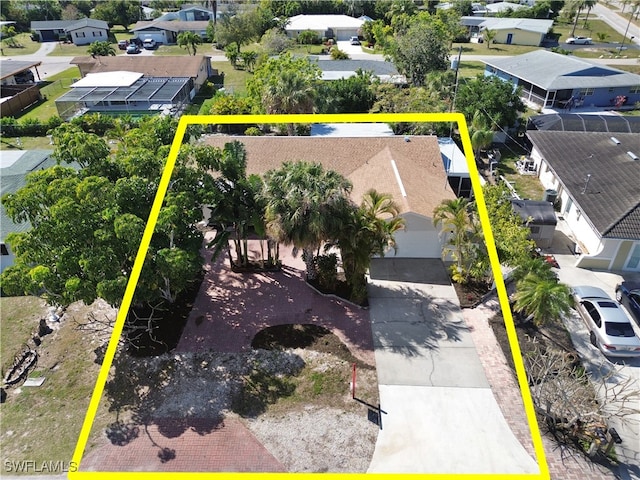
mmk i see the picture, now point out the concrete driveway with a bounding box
[543,218,640,478]
[366,258,539,474]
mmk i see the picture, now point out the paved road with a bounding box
[365,258,539,474]
[544,219,640,479]
[592,2,640,46]
[0,42,75,80]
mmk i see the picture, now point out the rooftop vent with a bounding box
[627,151,639,161]
[610,136,621,145]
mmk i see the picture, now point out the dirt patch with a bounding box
[452,280,491,308]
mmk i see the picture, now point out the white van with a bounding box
[143,38,156,50]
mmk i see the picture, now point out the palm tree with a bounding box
[262,69,316,135]
[433,197,478,283]
[483,28,497,49]
[262,161,352,280]
[570,0,585,37]
[334,190,405,302]
[512,273,573,327]
[177,31,202,55]
[87,40,116,57]
[582,0,597,28]
[510,257,557,284]
[595,32,610,43]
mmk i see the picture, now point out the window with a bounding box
[0,243,8,256]
[75,32,86,38]
[583,301,601,327]
[579,88,594,96]
[608,87,615,93]
[630,85,640,94]
[93,31,102,37]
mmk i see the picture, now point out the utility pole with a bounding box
[618,3,638,54]
[449,45,463,138]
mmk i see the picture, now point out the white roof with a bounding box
[438,137,470,176]
[479,17,553,34]
[71,71,143,88]
[285,14,365,31]
[486,2,525,13]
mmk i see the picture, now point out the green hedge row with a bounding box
[0,113,126,138]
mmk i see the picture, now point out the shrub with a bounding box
[244,126,262,136]
[330,47,349,60]
[315,254,338,291]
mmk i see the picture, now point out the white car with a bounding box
[572,286,640,358]
[565,36,592,45]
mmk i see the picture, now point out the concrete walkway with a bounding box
[365,258,539,474]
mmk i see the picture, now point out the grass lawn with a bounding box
[19,67,79,121]
[0,136,55,151]
[451,42,538,56]
[211,61,251,95]
[497,145,546,201]
[1,33,40,56]
[609,63,640,74]
[456,61,485,79]
[1,299,114,475]
[47,41,95,56]
[553,19,626,44]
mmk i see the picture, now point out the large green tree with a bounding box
[317,69,377,114]
[261,161,352,280]
[1,118,214,311]
[456,75,525,130]
[92,0,140,30]
[248,53,321,134]
[388,16,451,86]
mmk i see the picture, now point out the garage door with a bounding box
[390,212,443,259]
[39,29,57,42]
[335,29,358,41]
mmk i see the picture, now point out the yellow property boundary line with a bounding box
[69,113,550,480]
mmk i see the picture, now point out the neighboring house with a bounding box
[0,60,43,117]
[314,59,404,83]
[510,199,557,248]
[70,55,215,92]
[527,113,640,134]
[157,5,215,22]
[31,19,109,45]
[204,136,457,258]
[130,20,210,44]
[461,16,553,46]
[483,50,640,109]
[284,14,365,41]
[527,131,640,272]
[55,71,193,120]
[1,150,56,274]
[485,1,526,15]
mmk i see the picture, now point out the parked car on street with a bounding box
[572,285,640,358]
[565,36,592,44]
[126,44,141,54]
[616,282,640,327]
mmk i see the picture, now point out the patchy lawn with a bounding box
[211,61,251,95]
[496,144,546,201]
[451,42,538,56]
[1,33,40,56]
[20,67,79,121]
[0,136,55,151]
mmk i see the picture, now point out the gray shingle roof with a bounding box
[528,114,640,133]
[313,59,398,76]
[484,50,640,90]
[64,18,109,32]
[526,131,640,239]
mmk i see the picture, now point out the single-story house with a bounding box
[55,71,193,120]
[157,5,216,22]
[285,14,365,41]
[130,20,210,44]
[70,55,215,93]
[483,50,640,109]
[31,19,109,45]
[461,16,553,46]
[203,136,457,259]
[486,1,526,15]
[1,60,43,117]
[527,131,640,272]
[510,199,557,248]
[1,150,56,274]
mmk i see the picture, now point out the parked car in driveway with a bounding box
[616,282,640,327]
[572,286,640,358]
[350,36,361,45]
[565,36,592,44]
[118,39,129,50]
[126,44,141,54]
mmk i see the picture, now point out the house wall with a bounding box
[566,86,640,109]
[392,213,442,258]
[493,29,542,46]
[36,28,67,42]
[69,27,108,45]
[0,242,14,275]
[528,224,555,248]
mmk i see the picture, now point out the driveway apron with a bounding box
[366,258,539,474]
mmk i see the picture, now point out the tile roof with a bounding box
[484,50,640,90]
[70,55,211,79]
[526,131,640,239]
[202,136,455,218]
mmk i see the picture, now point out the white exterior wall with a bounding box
[391,212,442,258]
[135,30,168,44]
[70,27,108,45]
